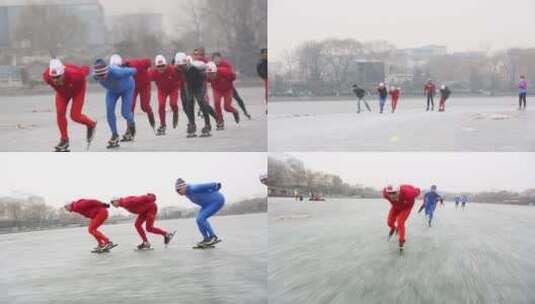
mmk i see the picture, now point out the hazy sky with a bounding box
[269,0,535,61]
[278,153,535,192]
[0,153,266,209]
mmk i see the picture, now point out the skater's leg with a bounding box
[139,84,153,115]
[70,84,96,127]
[195,88,213,126]
[223,90,239,115]
[197,200,225,238]
[357,98,361,113]
[121,89,135,124]
[144,205,167,236]
[88,209,109,245]
[134,213,148,242]
[233,87,248,115]
[386,207,398,230]
[158,91,168,127]
[170,90,179,114]
[213,89,223,123]
[396,207,413,242]
[196,207,209,240]
[364,98,371,111]
[131,87,139,113]
[181,87,195,125]
[105,92,120,136]
[55,94,69,141]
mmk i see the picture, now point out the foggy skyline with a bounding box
[0,153,266,210]
[277,153,535,193]
[269,0,535,61]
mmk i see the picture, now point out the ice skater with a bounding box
[206,61,240,130]
[461,195,468,210]
[352,84,371,113]
[175,178,225,248]
[383,184,421,252]
[439,85,451,112]
[424,79,437,111]
[64,199,116,253]
[111,193,175,250]
[455,196,460,209]
[389,86,401,113]
[149,55,183,135]
[518,75,528,111]
[43,59,97,152]
[418,185,443,227]
[93,58,137,149]
[257,48,268,113]
[377,83,388,114]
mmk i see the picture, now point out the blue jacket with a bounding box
[186,182,225,207]
[95,66,137,94]
[424,191,442,212]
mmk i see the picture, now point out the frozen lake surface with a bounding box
[1,213,267,304]
[0,86,266,152]
[269,96,534,151]
[269,198,535,304]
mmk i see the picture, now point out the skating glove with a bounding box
[102,203,110,208]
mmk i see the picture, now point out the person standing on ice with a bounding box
[455,196,460,209]
[383,184,421,251]
[93,58,137,149]
[424,79,437,111]
[43,59,97,152]
[206,61,240,130]
[377,83,388,114]
[418,185,443,227]
[212,52,252,119]
[175,178,225,248]
[439,85,451,112]
[115,55,156,131]
[518,75,528,111]
[461,195,468,209]
[64,199,116,253]
[149,55,183,136]
[257,48,268,113]
[111,193,175,250]
[389,86,401,113]
[352,84,371,113]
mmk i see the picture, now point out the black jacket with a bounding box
[353,87,366,98]
[440,87,451,99]
[257,59,267,80]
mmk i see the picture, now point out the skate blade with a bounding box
[134,247,154,251]
[192,245,215,249]
[199,134,212,138]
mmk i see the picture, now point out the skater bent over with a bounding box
[175,178,225,248]
[149,55,183,135]
[383,184,421,251]
[424,79,436,111]
[519,76,528,111]
[65,199,115,252]
[206,61,240,130]
[439,85,451,112]
[389,86,401,113]
[43,59,97,152]
[377,83,388,113]
[111,193,175,249]
[93,59,137,148]
[418,185,443,227]
[352,84,371,113]
[212,52,251,119]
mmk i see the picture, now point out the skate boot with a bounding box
[200,124,212,137]
[156,126,166,136]
[388,228,397,241]
[244,112,252,120]
[186,123,197,138]
[121,123,136,142]
[107,134,120,149]
[91,244,106,253]
[172,111,179,129]
[232,112,240,124]
[399,240,405,252]
[137,241,152,250]
[216,121,225,131]
[164,231,176,245]
[87,123,97,144]
[54,139,70,152]
[206,235,221,246]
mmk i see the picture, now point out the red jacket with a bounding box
[43,64,89,98]
[383,185,421,210]
[209,67,236,92]
[389,89,400,99]
[424,83,436,95]
[69,199,107,219]
[125,58,152,87]
[149,65,183,93]
[117,193,157,214]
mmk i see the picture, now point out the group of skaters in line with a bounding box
[64,179,227,253]
[43,47,269,152]
[352,76,529,114]
[382,184,468,253]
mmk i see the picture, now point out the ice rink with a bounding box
[269,96,534,151]
[0,86,266,152]
[1,213,267,304]
[269,198,535,304]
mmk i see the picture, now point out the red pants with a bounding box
[391,97,399,112]
[88,209,109,246]
[55,86,96,141]
[134,204,167,242]
[213,89,238,123]
[157,89,179,126]
[132,83,153,114]
[439,97,446,111]
[387,205,414,242]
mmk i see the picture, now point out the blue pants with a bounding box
[425,205,436,222]
[106,89,135,135]
[196,199,225,239]
[379,97,387,113]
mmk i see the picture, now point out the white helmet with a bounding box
[174,52,187,66]
[441,85,446,90]
[110,54,123,66]
[379,82,385,87]
[155,55,167,67]
[385,184,400,193]
[390,86,396,91]
[49,58,65,77]
[259,173,268,183]
[206,61,217,73]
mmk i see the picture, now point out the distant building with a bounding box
[0,0,107,48]
[451,51,486,59]
[347,60,386,86]
[396,45,448,68]
[108,13,163,43]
